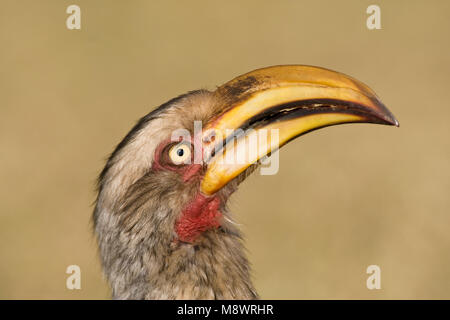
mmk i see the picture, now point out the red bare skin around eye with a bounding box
[182,164,202,182]
[152,138,222,243]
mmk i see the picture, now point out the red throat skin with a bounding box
[175,193,222,243]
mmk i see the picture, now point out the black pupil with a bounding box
[177,148,184,157]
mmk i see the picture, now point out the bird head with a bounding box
[93,65,398,299]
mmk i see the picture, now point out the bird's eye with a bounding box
[168,143,192,165]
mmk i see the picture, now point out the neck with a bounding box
[96,204,258,299]
[146,228,257,299]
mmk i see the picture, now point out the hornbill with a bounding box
[93,65,398,299]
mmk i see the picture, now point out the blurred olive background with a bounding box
[1,0,449,299]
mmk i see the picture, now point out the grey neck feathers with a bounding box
[94,204,258,299]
